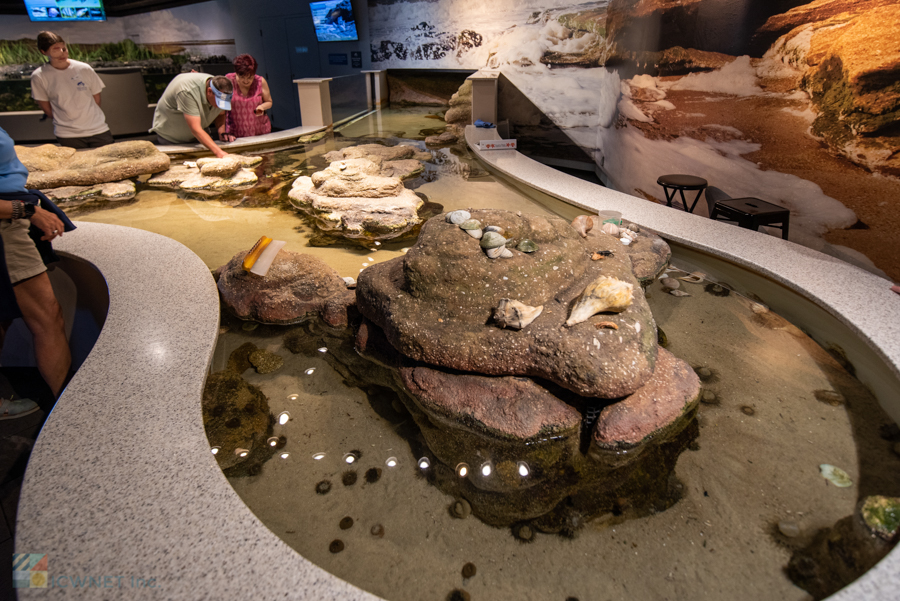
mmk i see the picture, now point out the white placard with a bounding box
[476,139,517,150]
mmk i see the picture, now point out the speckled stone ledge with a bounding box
[15,222,379,600]
[465,125,900,601]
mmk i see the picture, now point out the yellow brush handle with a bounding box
[243,236,272,270]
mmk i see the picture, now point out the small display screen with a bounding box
[309,0,359,43]
[25,0,106,21]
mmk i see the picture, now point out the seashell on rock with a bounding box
[626,222,641,233]
[459,219,483,239]
[493,298,543,330]
[480,231,506,250]
[819,464,852,487]
[565,276,633,327]
[620,237,632,246]
[517,239,538,253]
[484,225,504,234]
[571,215,594,238]
[620,229,638,242]
[669,290,691,297]
[446,210,471,225]
[486,246,514,259]
[600,222,620,237]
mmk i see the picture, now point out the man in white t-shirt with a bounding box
[30,31,114,149]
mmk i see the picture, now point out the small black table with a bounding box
[657,174,708,213]
[709,197,790,240]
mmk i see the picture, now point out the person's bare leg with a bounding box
[13,272,71,397]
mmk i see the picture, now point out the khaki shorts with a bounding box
[1,219,46,284]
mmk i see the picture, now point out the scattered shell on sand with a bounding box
[678,271,706,284]
[451,498,472,519]
[751,303,770,314]
[778,520,801,538]
[660,277,680,290]
[595,321,618,330]
[669,290,691,297]
[565,276,633,327]
[819,464,853,487]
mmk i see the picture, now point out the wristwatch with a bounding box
[22,202,36,219]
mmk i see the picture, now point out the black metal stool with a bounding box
[657,174,708,213]
[709,197,790,240]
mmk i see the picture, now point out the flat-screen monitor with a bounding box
[310,0,359,43]
[25,0,106,21]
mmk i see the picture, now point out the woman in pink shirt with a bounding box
[223,54,273,140]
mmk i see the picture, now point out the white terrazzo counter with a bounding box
[12,123,900,599]
[15,223,379,600]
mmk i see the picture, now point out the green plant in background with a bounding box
[0,40,44,65]
[0,38,170,66]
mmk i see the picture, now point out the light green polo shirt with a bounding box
[150,73,223,143]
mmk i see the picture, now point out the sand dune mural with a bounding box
[369,0,900,282]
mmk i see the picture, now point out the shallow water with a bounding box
[70,108,899,600]
[218,270,899,601]
[67,107,562,279]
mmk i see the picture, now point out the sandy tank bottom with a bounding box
[217,270,900,601]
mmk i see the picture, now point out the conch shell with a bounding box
[571,215,594,238]
[493,299,543,330]
[565,276,633,327]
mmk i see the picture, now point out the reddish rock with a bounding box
[356,210,660,399]
[605,0,704,55]
[592,347,700,450]
[752,0,896,52]
[216,249,355,327]
[399,365,582,441]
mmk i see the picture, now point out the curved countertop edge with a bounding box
[465,125,900,601]
[14,222,380,600]
[11,117,899,598]
[154,124,329,156]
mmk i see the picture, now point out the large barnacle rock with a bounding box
[356,209,658,399]
[288,158,427,243]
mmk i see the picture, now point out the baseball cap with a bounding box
[209,80,232,110]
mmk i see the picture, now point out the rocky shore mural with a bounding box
[369,0,900,283]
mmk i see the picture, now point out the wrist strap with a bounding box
[10,200,22,220]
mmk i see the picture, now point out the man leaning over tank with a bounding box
[150,73,234,158]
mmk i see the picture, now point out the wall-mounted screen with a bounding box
[25,0,106,21]
[310,0,359,43]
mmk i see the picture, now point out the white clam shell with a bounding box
[465,229,483,239]
[486,246,505,259]
[446,210,471,225]
[500,247,514,258]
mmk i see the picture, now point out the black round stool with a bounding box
[657,174,708,213]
